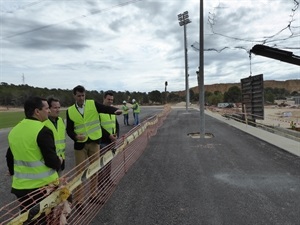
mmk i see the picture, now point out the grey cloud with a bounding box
[4,21,90,50]
[1,0,298,92]
[85,0,99,8]
[108,16,128,33]
[1,10,94,50]
[135,1,166,16]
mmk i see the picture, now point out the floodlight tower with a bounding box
[178,11,191,112]
[165,81,168,104]
[199,0,205,138]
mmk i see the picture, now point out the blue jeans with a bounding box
[123,114,129,125]
[134,113,139,125]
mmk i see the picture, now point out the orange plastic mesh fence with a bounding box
[0,105,171,225]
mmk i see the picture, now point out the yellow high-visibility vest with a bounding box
[133,103,140,113]
[68,99,102,142]
[99,113,116,135]
[122,105,129,115]
[44,117,66,159]
[8,119,59,189]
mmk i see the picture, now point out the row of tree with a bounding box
[189,86,298,105]
[0,82,298,107]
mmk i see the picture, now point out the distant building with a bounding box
[293,96,300,105]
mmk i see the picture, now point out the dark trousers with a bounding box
[15,189,48,225]
[123,114,129,125]
[99,143,113,190]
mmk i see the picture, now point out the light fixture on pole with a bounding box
[178,11,191,112]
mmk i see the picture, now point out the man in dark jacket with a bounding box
[98,91,119,202]
[66,85,121,206]
[6,96,62,223]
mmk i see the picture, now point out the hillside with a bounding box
[179,79,300,95]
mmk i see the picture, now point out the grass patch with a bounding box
[0,110,66,129]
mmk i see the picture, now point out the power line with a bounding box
[1,0,142,40]
[0,0,47,13]
[207,0,300,50]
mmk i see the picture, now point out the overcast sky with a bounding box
[0,0,299,93]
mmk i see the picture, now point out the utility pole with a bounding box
[165,81,168,104]
[199,0,205,138]
[178,11,191,112]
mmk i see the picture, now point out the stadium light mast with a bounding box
[178,11,191,112]
[198,0,205,138]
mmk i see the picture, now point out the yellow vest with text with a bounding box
[8,119,59,189]
[99,113,116,135]
[44,117,66,159]
[68,100,102,142]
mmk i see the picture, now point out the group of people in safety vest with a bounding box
[121,98,141,126]
[5,85,140,223]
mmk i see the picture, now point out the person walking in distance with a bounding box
[44,97,66,175]
[6,96,62,224]
[132,99,140,125]
[99,91,119,198]
[122,100,129,126]
[66,85,121,208]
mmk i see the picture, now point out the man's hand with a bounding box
[76,134,86,141]
[109,134,117,142]
[114,109,122,115]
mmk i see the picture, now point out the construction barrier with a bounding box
[0,105,171,225]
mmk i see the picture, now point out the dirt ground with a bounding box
[260,106,300,128]
[208,105,300,128]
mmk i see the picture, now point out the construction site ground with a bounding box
[0,105,299,224]
[92,106,300,225]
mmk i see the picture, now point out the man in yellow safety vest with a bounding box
[122,100,129,126]
[132,99,141,125]
[66,85,122,207]
[45,97,66,175]
[6,96,62,217]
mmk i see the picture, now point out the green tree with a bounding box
[167,92,180,102]
[148,90,162,104]
[189,89,195,102]
[273,88,289,100]
[223,86,241,102]
[291,91,300,96]
[264,87,275,103]
[205,91,213,105]
[207,91,223,106]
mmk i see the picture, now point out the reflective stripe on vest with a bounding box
[14,159,45,167]
[75,119,99,130]
[14,169,57,180]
